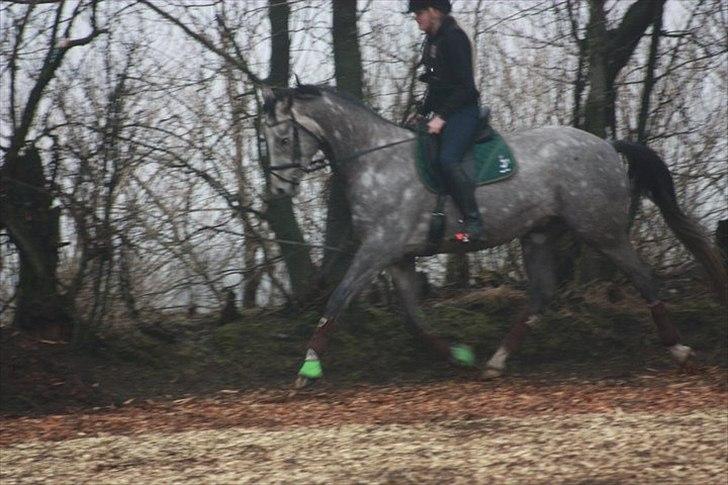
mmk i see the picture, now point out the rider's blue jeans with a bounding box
[438,103,479,167]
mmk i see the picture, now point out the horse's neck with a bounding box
[312,108,411,178]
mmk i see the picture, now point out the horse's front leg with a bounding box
[295,244,398,388]
[388,256,475,367]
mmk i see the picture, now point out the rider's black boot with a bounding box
[443,163,485,243]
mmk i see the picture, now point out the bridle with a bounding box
[264,112,328,187]
[265,111,419,186]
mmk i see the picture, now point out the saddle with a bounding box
[476,106,496,143]
[415,106,516,194]
[410,107,516,252]
[420,107,495,167]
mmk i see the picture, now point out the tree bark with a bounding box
[637,4,664,144]
[582,0,610,138]
[267,0,291,88]
[0,148,72,338]
[445,253,470,289]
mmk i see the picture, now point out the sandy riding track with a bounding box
[1,370,726,484]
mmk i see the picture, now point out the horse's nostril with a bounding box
[276,187,287,195]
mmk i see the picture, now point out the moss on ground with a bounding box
[101,286,727,389]
[1,283,725,414]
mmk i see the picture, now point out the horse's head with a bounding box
[260,86,325,197]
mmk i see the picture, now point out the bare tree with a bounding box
[1,0,722,335]
[137,0,318,306]
[0,0,107,337]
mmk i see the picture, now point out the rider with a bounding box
[408,0,485,243]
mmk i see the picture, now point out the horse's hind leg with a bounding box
[596,238,694,365]
[483,230,558,379]
[389,257,475,366]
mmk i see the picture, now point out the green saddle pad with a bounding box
[416,130,517,193]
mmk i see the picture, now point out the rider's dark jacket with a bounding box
[417,15,479,120]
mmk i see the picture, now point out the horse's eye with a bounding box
[280,137,290,146]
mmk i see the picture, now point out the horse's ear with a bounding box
[293,84,322,99]
[261,85,293,116]
[281,92,293,112]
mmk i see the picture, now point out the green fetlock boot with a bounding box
[450,344,476,367]
[298,349,323,379]
[298,359,323,379]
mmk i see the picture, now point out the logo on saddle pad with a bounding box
[498,155,512,174]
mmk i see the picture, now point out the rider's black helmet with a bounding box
[407,0,452,15]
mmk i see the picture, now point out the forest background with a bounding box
[1,0,726,341]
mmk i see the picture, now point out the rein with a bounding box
[266,114,420,177]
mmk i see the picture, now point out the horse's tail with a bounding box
[612,140,727,305]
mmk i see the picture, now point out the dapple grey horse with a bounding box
[259,85,726,388]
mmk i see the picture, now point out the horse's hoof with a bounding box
[482,366,504,380]
[669,344,695,366]
[293,375,311,390]
[286,376,312,399]
[669,344,703,373]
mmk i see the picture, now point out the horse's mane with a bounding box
[264,84,398,127]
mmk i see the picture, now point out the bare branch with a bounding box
[136,0,265,85]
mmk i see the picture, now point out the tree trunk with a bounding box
[717,220,727,268]
[242,227,261,309]
[264,196,317,302]
[582,0,610,139]
[332,0,363,100]
[262,0,317,304]
[637,5,663,144]
[561,0,666,285]
[318,0,364,294]
[0,147,73,338]
[445,253,470,289]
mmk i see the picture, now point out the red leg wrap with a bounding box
[650,302,680,347]
[419,332,452,359]
[307,317,337,355]
[502,315,534,353]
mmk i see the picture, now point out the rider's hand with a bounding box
[405,113,423,127]
[427,115,446,134]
